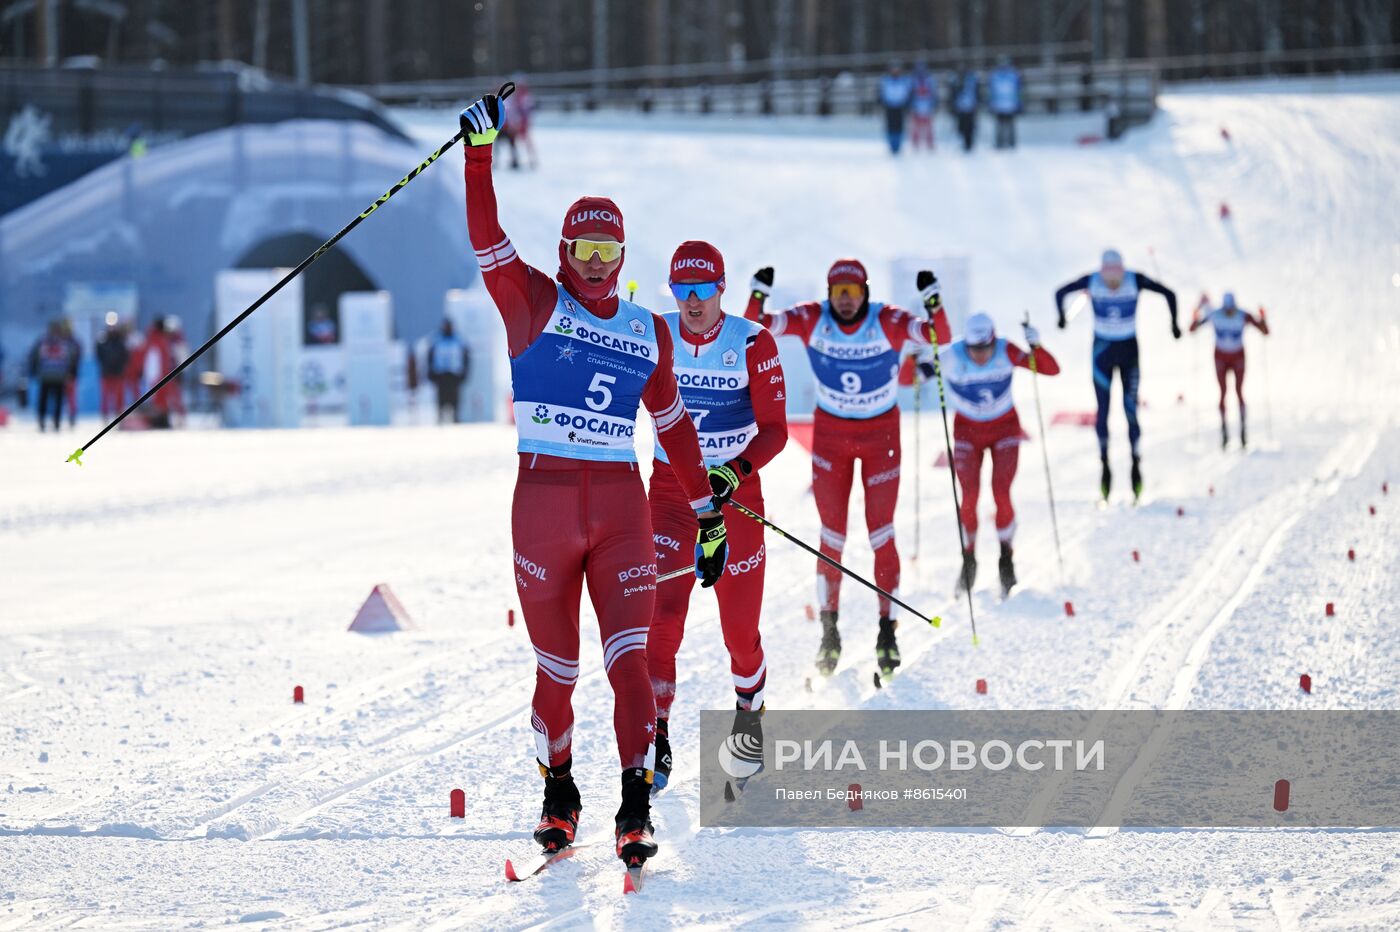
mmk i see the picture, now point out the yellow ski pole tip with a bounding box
[971,634,981,648]
[928,615,942,628]
[626,279,639,292]
[66,448,85,467]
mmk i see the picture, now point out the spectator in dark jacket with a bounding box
[96,318,131,418]
[953,69,981,153]
[60,318,80,427]
[29,321,76,432]
[428,318,469,424]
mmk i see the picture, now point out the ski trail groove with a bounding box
[1012,426,1377,834]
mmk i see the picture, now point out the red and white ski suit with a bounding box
[747,295,950,617]
[464,143,713,773]
[648,318,787,719]
[944,342,1059,549]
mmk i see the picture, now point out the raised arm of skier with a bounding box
[743,267,822,342]
[462,103,561,357]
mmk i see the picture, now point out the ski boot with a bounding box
[956,549,978,594]
[724,702,765,800]
[533,758,582,852]
[1130,455,1143,502]
[998,543,1017,597]
[651,718,673,795]
[815,611,841,676]
[876,616,901,677]
[615,767,658,865]
[1221,419,1229,450]
[1100,454,1112,502]
[1240,409,1248,449]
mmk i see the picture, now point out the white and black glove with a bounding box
[459,94,506,147]
[1022,323,1042,347]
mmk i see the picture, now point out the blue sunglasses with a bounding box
[669,280,723,301]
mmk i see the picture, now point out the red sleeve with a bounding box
[645,322,714,511]
[880,305,952,349]
[744,296,820,344]
[1247,312,1269,335]
[737,328,789,472]
[464,145,558,356]
[1007,342,1060,375]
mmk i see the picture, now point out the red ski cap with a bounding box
[561,196,624,242]
[669,240,725,283]
[827,258,868,286]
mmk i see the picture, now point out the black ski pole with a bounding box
[65,82,516,467]
[925,324,980,647]
[913,361,922,561]
[725,501,941,629]
[1023,313,1064,580]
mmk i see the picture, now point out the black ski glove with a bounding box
[1171,320,1182,340]
[750,267,774,301]
[707,458,751,507]
[916,270,941,312]
[694,512,728,589]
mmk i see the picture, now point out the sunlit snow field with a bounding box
[3,75,1399,928]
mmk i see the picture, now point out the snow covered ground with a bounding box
[3,76,1399,928]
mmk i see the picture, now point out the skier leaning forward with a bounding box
[459,93,730,866]
[1054,249,1179,502]
[647,241,789,794]
[1189,291,1269,449]
[924,312,1059,597]
[746,260,949,678]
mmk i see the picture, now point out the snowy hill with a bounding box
[3,77,1399,928]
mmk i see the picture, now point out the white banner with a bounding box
[341,291,392,426]
[444,288,505,423]
[215,269,302,429]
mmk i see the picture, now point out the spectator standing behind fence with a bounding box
[28,321,76,432]
[988,57,1024,149]
[165,315,190,425]
[878,61,914,155]
[428,318,469,424]
[137,317,176,429]
[60,318,80,428]
[909,62,937,151]
[953,68,981,153]
[498,74,538,171]
[96,315,130,418]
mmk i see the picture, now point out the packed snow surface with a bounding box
[3,76,1399,928]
